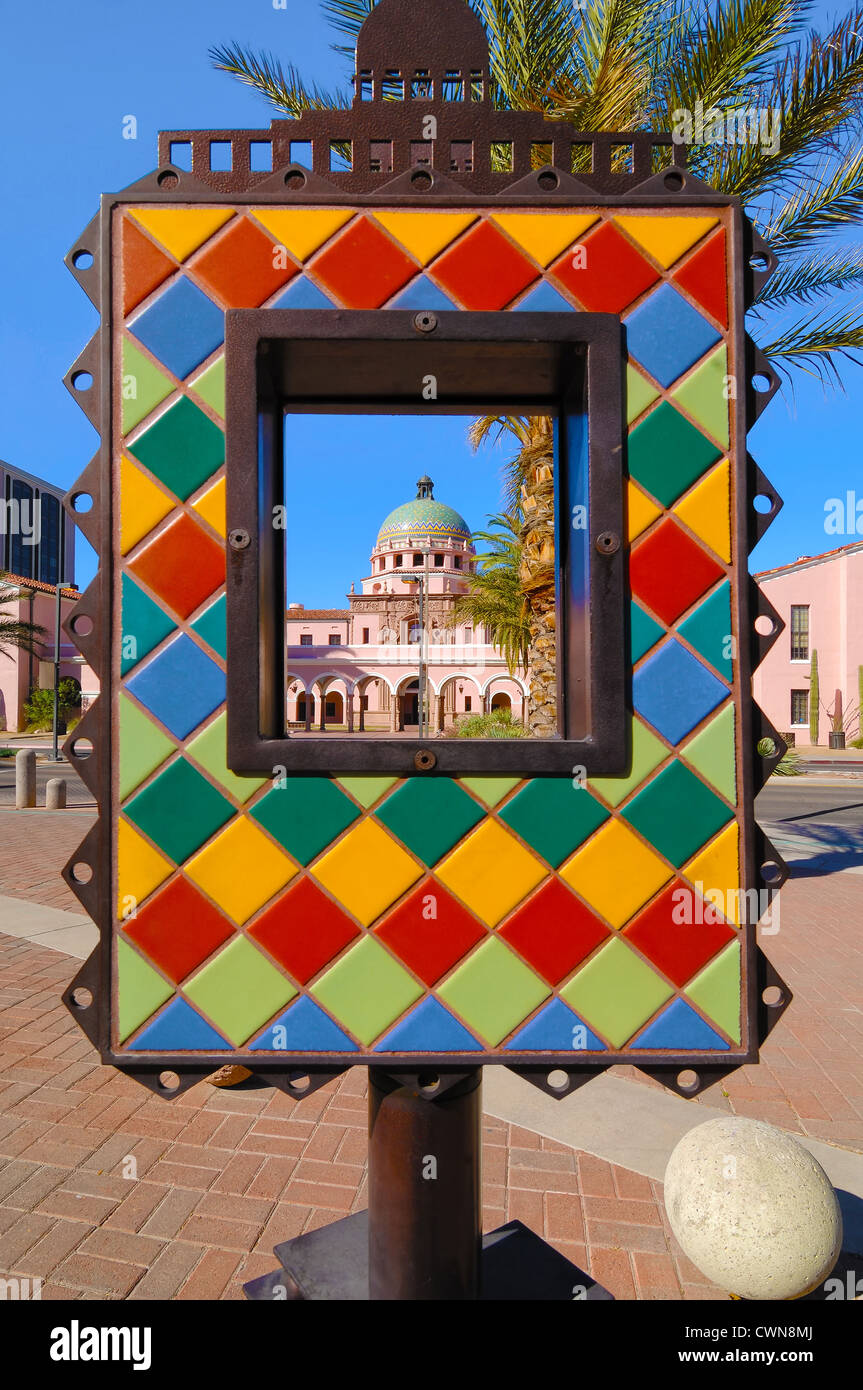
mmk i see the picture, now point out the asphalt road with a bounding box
[0,757,95,808]
[756,782,863,832]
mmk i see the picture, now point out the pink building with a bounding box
[0,577,99,734]
[286,476,526,732]
[752,541,863,744]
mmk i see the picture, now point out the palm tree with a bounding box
[0,574,47,659]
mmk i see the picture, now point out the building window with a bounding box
[464,696,472,711]
[362,627,370,644]
[791,690,808,725]
[790,605,809,661]
[328,634,341,646]
[300,633,313,646]
[434,553,444,567]
[413,552,423,566]
[453,554,461,569]
[395,554,403,567]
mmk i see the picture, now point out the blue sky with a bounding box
[2,0,860,595]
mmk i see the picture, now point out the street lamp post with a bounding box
[404,545,430,738]
[52,579,70,763]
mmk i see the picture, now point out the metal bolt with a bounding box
[414,312,438,334]
[414,749,437,771]
[595,531,620,555]
[229,529,251,550]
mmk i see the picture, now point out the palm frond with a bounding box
[209,42,350,115]
[757,304,863,385]
[751,247,863,309]
[547,0,668,130]
[473,0,580,109]
[761,148,863,253]
[451,513,530,672]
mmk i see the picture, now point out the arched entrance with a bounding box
[490,691,511,713]
[400,679,419,729]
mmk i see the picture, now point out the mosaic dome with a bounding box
[377,477,471,547]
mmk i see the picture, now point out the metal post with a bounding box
[368,1069,482,1300]
[52,579,63,762]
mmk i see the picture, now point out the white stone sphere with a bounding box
[664,1116,842,1299]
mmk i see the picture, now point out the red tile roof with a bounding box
[286,609,351,620]
[755,539,863,579]
[1,574,80,598]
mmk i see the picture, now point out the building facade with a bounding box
[0,458,76,587]
[286,476,526,731]
[752,541,863,744]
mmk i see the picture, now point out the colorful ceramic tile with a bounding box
[192,215,300,307]
[188,356,226,418]
[125,634,226,741]
[630,519,725,626]
[678,580,733,680]
[373,996,483,1052]
[121,338,174,433]
[674,458,732,563]
[251,778,360,865]
[124,876,234,983]
[491,213,599,267]
[120,574,175,675]
[184,936,298,1046]
[128,276,224,380]
[127,998,231,1051]
[560,819,672,928]
[683,823,741,925]
[513,281,574,311]
[673,229,728,328]
[123,758,235,864]
[551,221,659,313]
[128,512,225,620]
[311,217,418,308]
[310,819,423,926]
[375,777,484,865]
[251,207,354,262]
[119,457,174,555]
[624,284,721,389]
[622,760,733,868]
[681,704,737,804]
[129,207,234,262]
[186,713,267,803]
[387,275,458,311]
[498,778,608,867]
[374,880,486,986]
[630,602,665,664]
[248,876,360,984]
[631,997,730,1049]
[118,693,174,800]
[249,997,358,1051]
[431,220,539,309]
[270,276,337,309]
[121,215,175,315]
[626,480,662,543]
[438,937,550,1045]
[336,774,399,809]
[186,818,298,925]
[673,345,729,448]
[126,396,225,502]
[457,775,521,807]
[116,818,173,918]
[685,939,741,1042]
[505,998,606,1051]
[498,878,610,984]
[627,401,723,508]
[371,211,477,264]
[116,938,173,1044]
[191,477,226,538]
[310,937,424,1045]
[614,215,718,269]
[435,820,547,926]
[589,717,668,808]
[560,937,673,1048]
[633,638,729,745]
[623,881,735,987]
[191,595,227,660]
[626,365,660,427]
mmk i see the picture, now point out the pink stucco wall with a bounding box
[0,585,99,733]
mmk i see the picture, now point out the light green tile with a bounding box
[626,363,660,425]
[185,937,297,1045]
[589,717,668,807]
[438,937,550,1045]
[311,937,422,1045]
[186,713,267,804]
[189,355,225,417]
[561,937,673,1048]
[117,937,173,1043]
[458,775,522,807]
[119,694,175,801]
[681,703,736,804]
[685,939,741,1043]
[122,338,174,433]
[337,775,399,809]
[672,345,729,448]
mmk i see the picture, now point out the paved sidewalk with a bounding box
[0,810,95,912]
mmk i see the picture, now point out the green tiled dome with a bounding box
[377,477,471,546]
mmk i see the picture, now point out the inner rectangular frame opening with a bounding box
[225,310,626,776]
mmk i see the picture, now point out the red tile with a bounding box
[124,877,234,982]
[248,877,360,984]
[499,879,609,984]
[374,880,485,985]
[311,218,417,308]
[630,518,725,626]
[432,220,539,309]
[623,882,735,988]
[673,229,728,329]
[122,218,175,316]
[192,216,299,308]
[551,221,659,313]
[128,512,225,620]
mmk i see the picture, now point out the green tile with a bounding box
[678,581,733,681]
[251,777,359,865]
[119,694,175,801]
[375,778,484,866]
[561,937,673,1047]
[191,595,227,660]
[439,938,550,1045]
[127,395,224,502]
[681,703,736,804]
[631,601,664,664]
[124,757,235,864]
[311,937,423,1045]
[189,355,225,417]
[672,345,729,448]
[685,939,741,1043]
[121,574,175,675]
[622,759,732,867]
[626,363,660,425]
[185,936,297,1045]
[628,401,722,508]
[498,778,608,867]
[117,937,173,1043]
[590,717,668,808]
[122,338,174,433]
[337,775,399,809]
[186,713,267,804]
[458,775,522,807]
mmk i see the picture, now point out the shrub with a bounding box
[450,708,530,739]
[23,678,81,732]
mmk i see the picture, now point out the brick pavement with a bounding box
[0,810,95,913]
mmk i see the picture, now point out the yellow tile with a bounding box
[117,818,173,917]
[683,821,741,925]
[435,820,547,927]
[192,477,226,538]
[372,212,477,265]
[311,819,422,926]
[490,213,599,268]
[627,480,662,542]
[674,458,731,562]
[560,819,672,929]
[615,215,719,269]
[251,208,354,262]
[185,817,298,924]
[129,208,235,262]
[119,456,175,553]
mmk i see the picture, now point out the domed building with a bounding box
[285,477,527,732]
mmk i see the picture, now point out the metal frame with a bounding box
[224,309,626,776]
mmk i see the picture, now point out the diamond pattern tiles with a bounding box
[115,201,746,1060]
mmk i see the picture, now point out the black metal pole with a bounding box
[368,1069,482,1300]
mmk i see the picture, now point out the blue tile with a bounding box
[388,275,458,311]
[505,998,606,1051]
[129,276,225,380]
[128,998,230,1050]
[631,998,730,1050]
[271,276,337,310]
[624,283,721,389]
[191,595,227,661]
[633,638,728,745]
[373,997,483,1051]
[126,633,226,740]
[514,281,574,312]
[630,601,664,664]
[249,998,358,1051]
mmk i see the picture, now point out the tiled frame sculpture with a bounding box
[61,0,790,1101]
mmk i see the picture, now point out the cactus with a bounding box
[809,650,819,744]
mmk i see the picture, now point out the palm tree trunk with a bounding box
[518,442,557,736]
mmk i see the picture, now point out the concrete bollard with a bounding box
[46,778,67,810]
[15,749,36,809]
